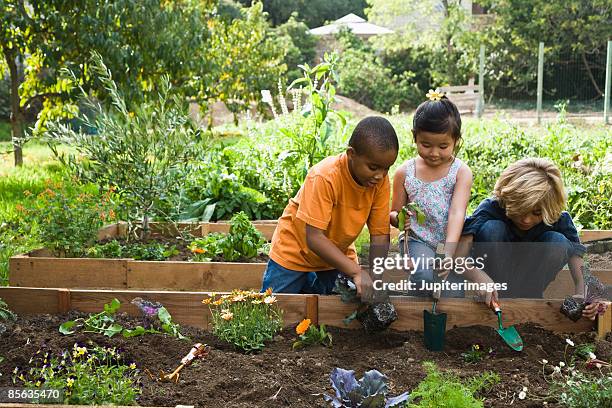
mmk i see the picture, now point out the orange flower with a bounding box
[14,204,25,212]
[296,319,311,335]
[264,287,273,296]
[192,247,205,254]
[108,210,116,219]
[202,298,212,305]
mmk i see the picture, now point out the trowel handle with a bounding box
[490,299,501,313]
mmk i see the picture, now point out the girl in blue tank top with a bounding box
[390,90,473,296]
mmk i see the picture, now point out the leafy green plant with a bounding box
[188,212,266,262]
[12,343,140,405]
[124,242,178,261]
[60,298,186,339]
[203,289,283,352]
[292,318,333,350]
[323,367,410,407]
[408,362,499,407]
[86,240,124,258]
[0,297,16,322]
[20,181,113,257]
[397,202,426,230]
[547,362,612,408]
[461,344,490,364]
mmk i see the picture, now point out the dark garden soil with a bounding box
[1,312,610,407]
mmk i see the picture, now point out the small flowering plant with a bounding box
[292,318,333,350]
[461,344,491,364]
[202,288,283,352]
[12,343,140,405]
[20,181,115,257]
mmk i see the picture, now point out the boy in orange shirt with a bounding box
[262,116,398,296]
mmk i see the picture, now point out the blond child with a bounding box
[459,158,603,319]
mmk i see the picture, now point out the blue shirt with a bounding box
[462,198,586,257]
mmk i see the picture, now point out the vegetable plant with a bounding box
[293,318,333,350]
[323,367,410,407]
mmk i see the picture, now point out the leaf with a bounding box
[384,392,410,408]
[329,367,359,401]
[157,307,172,325]
[287,77,308,90]
[59,320,77,335]
[103,323,124,338]
[104,298,121,314]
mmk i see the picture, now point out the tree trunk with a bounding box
[581,51,603,97]
[5,50,25,167]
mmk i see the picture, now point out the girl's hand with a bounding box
[403,210,413,232]
[580,299,609,321]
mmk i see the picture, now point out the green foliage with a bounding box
[124,242,179,261]
[20,181,112,258]
[45,53,198,239]
[460,344,490,364]
[0,297,16,322]
[408,362,500,407]
[275,14,318,82]
[59,298,186,339]
[188,211,266,261]
[550,366,612,408]
[237,0,368,27]
[292,319,333,350]
[13,343,140,405]
[204,289,283,352]
[335,29,422,112]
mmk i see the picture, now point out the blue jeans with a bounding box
[473,220,572,298]
[399,238,464,298]
[261,259,341,294]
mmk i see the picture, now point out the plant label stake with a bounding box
[423,243,447,351]
[150,343,210,383]
[490,299,523,351]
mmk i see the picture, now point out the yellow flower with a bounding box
[212,299,224,306]
[473,344,480,350]
[263,295,277,304]
[232,294,246,302]
[426,89,444,101]
[129,363,136,370]
[202,298,212,305]
[296,319,311,335]
[221,311,234,321]
[76,346,87,356]
[252,299,262,305]
[66,378,74,387]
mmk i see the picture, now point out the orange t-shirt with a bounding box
[269,152,391,271]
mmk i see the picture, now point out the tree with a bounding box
[0,0,213,166]
[274,14,317,82]
[478,0,611,99]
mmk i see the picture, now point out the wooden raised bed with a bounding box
[0,287,609,338]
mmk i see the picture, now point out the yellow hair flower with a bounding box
[426,89,444,101]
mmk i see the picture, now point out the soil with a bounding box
[1,313,610,407]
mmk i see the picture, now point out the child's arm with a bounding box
[389,163,408,229]
[444,164,473,259]
[305,225,367,294]
[568,255,585,296]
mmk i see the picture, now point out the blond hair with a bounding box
[494,158,566,225]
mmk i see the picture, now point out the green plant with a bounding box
[292,318,333,350]
[461,344,489,364]
[124,242,178,261]
[324,367,410,407]
[0,297,16,322]
[45,52,198,240]
[408,362,499,407]
[60,298,186,339]
[188,212,266,262]
[20,181,113,257]
[545,358,612,408]
[86,240,124,258]
[203,289,283,352]
[12,343,141,405]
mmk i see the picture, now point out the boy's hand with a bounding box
[580,299,609,321]
[469,269,498,305]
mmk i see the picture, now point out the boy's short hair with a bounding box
[494,158,566,225]
[348,116,399,155]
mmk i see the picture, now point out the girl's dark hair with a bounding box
[412,96,462,153]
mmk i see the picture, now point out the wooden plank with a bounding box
[582,230,612,242]
[544,269,612,299]
[57,289,71,313]
[9,257,128,289]
[317,296,596,333]
[127,261,265,291]
[0,287,60,314]
[306,295,318,326]
[0,405,175,408]
[597,306,612,339]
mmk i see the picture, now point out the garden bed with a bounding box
[1,312,610,407]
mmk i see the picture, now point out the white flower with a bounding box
[542,359,548,364]
[566,338,575,347]
[559,362,566,367]
[519,391,526,400]
[553,366,561,374]
[588,352,596,360]
[596,363,602,369]
[522,386,528,392]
